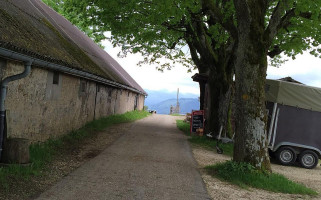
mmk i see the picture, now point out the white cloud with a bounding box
[267,54,321,87]
[102,38,321,95]
[102,40,200,95]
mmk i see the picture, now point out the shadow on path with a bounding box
[36,114,210,200]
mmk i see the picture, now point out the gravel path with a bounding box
[35,114,210,200]
[192,146,321,200]
[0,122,133,200]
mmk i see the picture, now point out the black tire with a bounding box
[299,150,319,169]
[276,146,297,165]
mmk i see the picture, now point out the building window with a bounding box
[53,71,59,85]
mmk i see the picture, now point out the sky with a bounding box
[103,39,321,96]
[267,54,321,87]
[103,40,200,95]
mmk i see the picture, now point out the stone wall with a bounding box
[2,60,145,142]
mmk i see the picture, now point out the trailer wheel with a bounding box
[298,150,318,169]
[276,146,297,165]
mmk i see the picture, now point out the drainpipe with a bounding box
[0,48,147,96]
[0,60,32,161]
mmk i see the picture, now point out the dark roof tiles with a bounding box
[0,0,146,94]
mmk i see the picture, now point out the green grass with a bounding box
[188,136,234,157]
[206,161,318,195]
[176,120,191,135]
[0,110,150,188]
[177,119,317,196]
[176,120,234,156]
[170,113,182,116]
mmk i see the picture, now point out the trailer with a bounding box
[266,79,321,169]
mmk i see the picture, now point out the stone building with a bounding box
[0,0,146,157]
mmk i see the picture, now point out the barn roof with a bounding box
[0,0,146,95]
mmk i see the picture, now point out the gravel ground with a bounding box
[35,114,210,200]
[0,122,133,200]
[192,146,321,200]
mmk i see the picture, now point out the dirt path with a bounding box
[192,146,321,200]
[35,114,210,200]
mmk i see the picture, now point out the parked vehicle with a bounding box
[266,79,321,169]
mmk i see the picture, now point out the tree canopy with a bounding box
[47,0,321,67]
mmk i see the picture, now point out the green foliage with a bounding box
[0,110,150,188]
[176,120,233,156]
[266,1,321,61]
[42,0,63,13]
[61,0,196,70]
[206,161,318,195]
[48,0,321,67]
[176,119,191,136]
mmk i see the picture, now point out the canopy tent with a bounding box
[265,79,321,112]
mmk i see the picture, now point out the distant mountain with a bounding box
[148,98,200,114]
[144,89,199,106]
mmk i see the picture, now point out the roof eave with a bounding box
[0,47,147,95]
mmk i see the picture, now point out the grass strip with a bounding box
[188,136,234,157]
[176,120,233,156]
[206,161,318,195]
[0,110,150,188]
[170,113,182,116]
[177,120,317,195]
[176,119,191,135]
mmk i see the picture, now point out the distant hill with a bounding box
[148,98,200,114]
[144,89,199,106]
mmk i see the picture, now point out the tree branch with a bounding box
[161,19,187,33]
[201,0,238,39]
[166,37,183,49]
[267,45,283,58]
[187,40,202,70]
[233,0,250,32]
[264,0,294,47]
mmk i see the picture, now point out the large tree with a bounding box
[231,0,321,170]
[56,0,236,136]
[48,0,321,170]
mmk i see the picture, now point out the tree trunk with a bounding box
[218,84,232,137]
[205,76,220,135]
[233,51,270,171]
[233,1,271,171]
[205,70,232,136]
[199,81,205,110]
